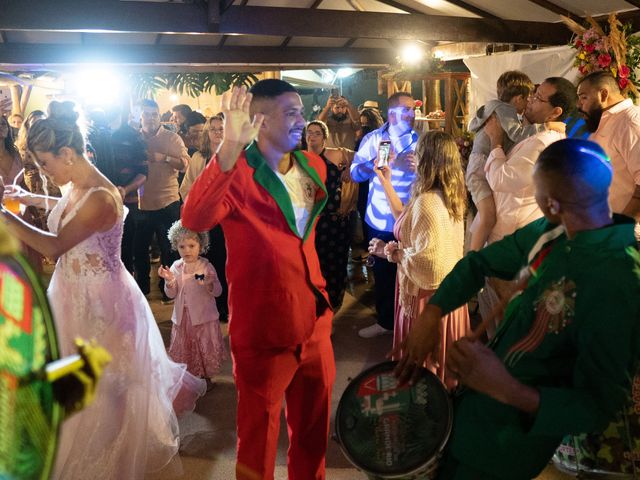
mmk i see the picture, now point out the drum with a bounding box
[552,368,640,479]
[335,361,453,479]
[0,253,62,480]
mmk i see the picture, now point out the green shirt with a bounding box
[431,216,640,479]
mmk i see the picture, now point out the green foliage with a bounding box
[129,72,260,100]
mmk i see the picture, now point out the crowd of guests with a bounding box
[1,67,639,480]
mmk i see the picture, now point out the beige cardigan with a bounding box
[397,190,465,314]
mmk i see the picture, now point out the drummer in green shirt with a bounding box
[394,138,640,480]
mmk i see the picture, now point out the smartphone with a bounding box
[330,87,340,99]
[377,141,391,168]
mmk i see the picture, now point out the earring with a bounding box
[549,205,558,215]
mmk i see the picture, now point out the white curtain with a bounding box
[464,46,579,121]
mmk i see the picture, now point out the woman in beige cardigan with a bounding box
[369,130,470,389]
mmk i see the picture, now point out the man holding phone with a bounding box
[318,91,361,150]
[351,91,418,338]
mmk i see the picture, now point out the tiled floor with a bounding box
[144,254,571,480]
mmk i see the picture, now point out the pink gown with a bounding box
[47,186,206,479]
[391,206,471,390]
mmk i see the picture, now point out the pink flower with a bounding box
[597,53,612,68]
[575,39,583,48]
[619,64,631,78]
[619,77,630,90]
[578,64,589,75]
[585,43,596,53]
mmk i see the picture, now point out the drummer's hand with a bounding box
[447,338,513,400]
[391,304,442,385]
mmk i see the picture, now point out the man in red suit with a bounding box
[181,80,335,480]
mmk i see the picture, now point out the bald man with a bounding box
[577,71,640,222]
[394,139,640,479]
[181,80,334,480]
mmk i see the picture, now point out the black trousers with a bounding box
[205,224,229,319]
[134,201,181,295]
[367,227,397,331]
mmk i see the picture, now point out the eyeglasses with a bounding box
[529,93,550,103]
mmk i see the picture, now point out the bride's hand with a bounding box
[3,184,34,205]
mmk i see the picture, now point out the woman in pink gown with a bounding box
[369,131,470,389]
[0,101,205,479]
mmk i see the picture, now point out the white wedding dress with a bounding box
[48,186,206,479]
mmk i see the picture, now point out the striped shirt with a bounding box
[351,123,417,232]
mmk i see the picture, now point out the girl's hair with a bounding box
[413,131,467,222]
[0,116,18,157]
[306,120,329,140]
[27,101,85,155]
[167,220,210,254]
[199,115,223,160]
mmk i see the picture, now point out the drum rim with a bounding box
[335,361,453,478]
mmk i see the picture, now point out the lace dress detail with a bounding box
[47,186,206,480]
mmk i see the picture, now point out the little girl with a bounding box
[159,220,227,381]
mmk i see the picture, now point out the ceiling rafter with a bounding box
[0,43,397,68]
[625,0,640,8]
[526,0,582,22]
[279,0,324,49]
[444,0,499,18]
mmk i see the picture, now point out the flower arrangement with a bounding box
[563,13,640,98]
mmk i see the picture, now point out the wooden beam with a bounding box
[625,1,640,8]
[279,0,324,49]
[0,2,570,45]
[343,38,357,48]
[526,0,581,22]
[1,0,211,33]
[374,0,423,15]
[217,6,570,44]
[0,43,397,67]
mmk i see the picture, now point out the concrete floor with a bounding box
[140,252,573,480]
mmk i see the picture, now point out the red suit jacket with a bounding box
[181,142,331,349]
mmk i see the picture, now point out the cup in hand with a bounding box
[2,196,21,214]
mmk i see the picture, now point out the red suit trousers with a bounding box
[231,310,335,480]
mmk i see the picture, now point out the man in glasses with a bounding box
[479,77,576,329]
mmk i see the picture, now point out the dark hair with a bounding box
[359,108,384,130]
[536,139,612,205]
[27,101,85,155]
[496,70,534,103]
[387,92,413,109]
[185,111,207,129]
[1,116,18,156]
[139,99,159,111]
[171,104,192,116]
[249,79,297,99]
[544,77,578,121]
[306,120,329,140]
[578,71,621,93]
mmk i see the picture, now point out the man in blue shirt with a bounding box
[351,91,418,337]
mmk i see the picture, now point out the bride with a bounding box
[0,101,205,479]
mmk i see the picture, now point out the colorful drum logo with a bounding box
[335,362,452,479]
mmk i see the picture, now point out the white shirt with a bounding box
[275,161,317,237]
[589,98,640,213]
[485,130,565,242]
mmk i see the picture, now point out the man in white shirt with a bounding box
[481,77,576,331]
[577,71,640,222]
[484,77,576,243]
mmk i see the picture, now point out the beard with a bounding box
[579,107,604,133]
[331,112,348,122]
